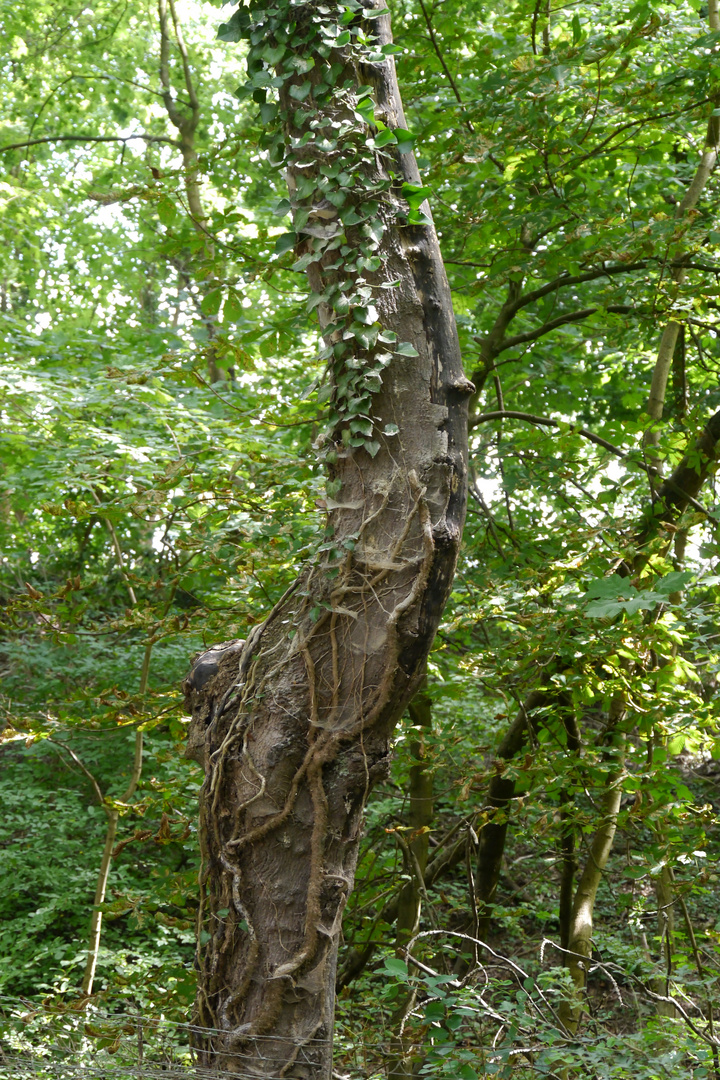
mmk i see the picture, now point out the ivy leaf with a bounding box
[289,82,312,101]
[259,102,278,124]
[401,182,432,210]
[408,209,432,227]
[262,42,286,65]
[292,252,317,272]
[394,128,414,153]
[355,98,375,124]
[373,128,397,148]
[273,231,297,255]
[351,325,377,349]
[349,418,373,436]
[217,8,249,41]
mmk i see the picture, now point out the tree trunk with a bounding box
[643,0,719,451]
[395,684,434,952]
[389,683,434,1080]
[558,710,580,954]
[184,4,469,1076]
[475,691,547,939]
[559,708,626,1035]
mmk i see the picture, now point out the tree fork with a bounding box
[184,2,469,1076]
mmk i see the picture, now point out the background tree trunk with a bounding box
[183,4,469,1076]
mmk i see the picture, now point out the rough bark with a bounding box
[183,5,469,1076]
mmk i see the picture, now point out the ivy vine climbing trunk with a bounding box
[184,2,469,1077]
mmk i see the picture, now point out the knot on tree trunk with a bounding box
[183,638,245,766]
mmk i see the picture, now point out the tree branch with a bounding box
[158,0,184,129]
[470,409,626,457]
[470,408,718,522]
[417,0,473,135]
[0,134,179,154]
[566,97,711,172]
[479,304,635,356]
[644,11,720,452]
[169,0,200,117]
[46,738,105,808]
[512,262,650,315]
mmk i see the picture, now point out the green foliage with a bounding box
[224,0,427,458]
[0,729,199,1008]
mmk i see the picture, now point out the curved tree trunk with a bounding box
[183,4,469,1077]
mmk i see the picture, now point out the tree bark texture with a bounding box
[183,5,469,1077]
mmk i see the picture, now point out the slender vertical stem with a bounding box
[81,495,157,995]
[675,880,718,1073]
[492,368,515,534]
[644,3,720,452]
[653,862,677,1018]
[390,684,434,1080]
[81,641,151,996]
[475,691,547,938]
[558,710,580,953]
[157,0,224,382]
[559,704,625,1035]
[81,809,120,995]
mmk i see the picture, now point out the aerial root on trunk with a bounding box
[192,482,438,1052]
